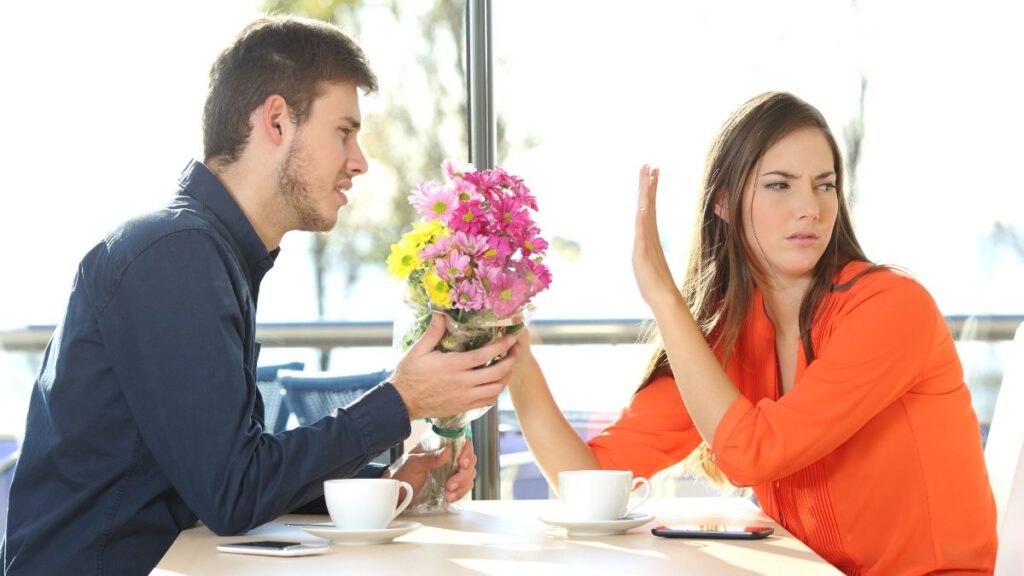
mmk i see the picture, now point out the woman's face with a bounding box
[740,127,839,287]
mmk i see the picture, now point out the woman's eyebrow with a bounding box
[759,170,836,179]
[760,170,798,178]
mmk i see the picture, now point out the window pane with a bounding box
[492,0,1024,498]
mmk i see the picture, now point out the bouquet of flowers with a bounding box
[387,160,552,513]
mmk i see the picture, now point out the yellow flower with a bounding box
[421,269,452,308]
[409,220,446,248]
[386,241,421,280]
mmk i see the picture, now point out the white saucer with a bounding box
[538,512,655,536]
[288,521,421,545]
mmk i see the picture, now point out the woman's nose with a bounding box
[795,182,820,220]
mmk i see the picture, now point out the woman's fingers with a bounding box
[632,164,677,305]
[634,164,662,256]
[635,165,662,251]
[636,164,659,218]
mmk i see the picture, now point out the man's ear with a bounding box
[255,94,290,146]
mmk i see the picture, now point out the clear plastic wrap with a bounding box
[397,302,523,514]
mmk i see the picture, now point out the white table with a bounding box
[154,497,841,575]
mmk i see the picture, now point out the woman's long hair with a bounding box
[638,92,870,485]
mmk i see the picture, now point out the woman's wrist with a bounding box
[648,289,690,320]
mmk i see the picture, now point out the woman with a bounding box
[509,92,997,575]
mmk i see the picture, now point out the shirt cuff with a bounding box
[344,382,411,459]
[710,394,755,466]
[355,463,390,479]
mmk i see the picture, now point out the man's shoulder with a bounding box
[83,197,232,287]
[78,198,242,314]
[114,196,208,241]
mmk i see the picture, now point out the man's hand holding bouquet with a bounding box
[386,160,551,513]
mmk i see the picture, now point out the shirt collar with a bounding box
[176,159,280,278]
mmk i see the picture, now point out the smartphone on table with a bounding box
[216,540,330,556]
[651,525,774,540]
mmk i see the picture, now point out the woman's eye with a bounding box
[817,182,837,192]
[765,182,788,191]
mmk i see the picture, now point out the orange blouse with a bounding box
[589,262,997,575]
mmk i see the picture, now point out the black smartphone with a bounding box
[651,525,774,540]
[216,540,329,556]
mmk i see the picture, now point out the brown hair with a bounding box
[638,92,871,484]
[203,16,378,166]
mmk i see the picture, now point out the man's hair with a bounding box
[202,16,378,166]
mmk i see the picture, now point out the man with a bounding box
[1,16,518,574]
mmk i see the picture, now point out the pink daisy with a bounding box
[485,193,529,238]
[449,199,486,235]
[481,236,513,265]
[450,231,489,257]
[475,263,502,292]
[452,178,478,202]
[436,251,471,282]
[464,169,502,203]
[409,181,457,223]
[418,236,452,262]
[443,159,475,182]
[486,273,529,318]
[512,179,538,211]
[517,258,552,295]
[452,279,485,311]
[520,229,549,256]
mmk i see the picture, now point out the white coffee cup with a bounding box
[323,478,414,530]
[557,470,651,521]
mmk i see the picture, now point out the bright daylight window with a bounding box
[1,0,1022,501]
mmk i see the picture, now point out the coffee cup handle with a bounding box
[392,480,415,518]
[625,477,651,516]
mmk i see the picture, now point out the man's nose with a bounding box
[348,142,368,176]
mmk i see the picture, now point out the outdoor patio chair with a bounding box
[254,361,305,434]
[277,369,400,464]
[1,448,19,539]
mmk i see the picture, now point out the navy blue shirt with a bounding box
[2,161,410,575]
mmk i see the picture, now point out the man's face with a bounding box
[277,81,368,232]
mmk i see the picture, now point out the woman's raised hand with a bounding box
[632,165,679,309]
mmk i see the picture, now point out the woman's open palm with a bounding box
[632,165,679,308]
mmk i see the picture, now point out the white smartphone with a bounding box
[216,540,329,557]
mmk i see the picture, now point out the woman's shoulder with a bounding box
[831,260,937,317]
[836,260,927,293]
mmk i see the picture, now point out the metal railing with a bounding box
[2,315,1020,502]
[2,315,1021,354]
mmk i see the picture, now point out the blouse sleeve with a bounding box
[587,374,703,480]
[710,273,946,486]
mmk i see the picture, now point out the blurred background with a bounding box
[1,0,1022,501]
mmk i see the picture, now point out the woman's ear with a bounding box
[713,194,730,223]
